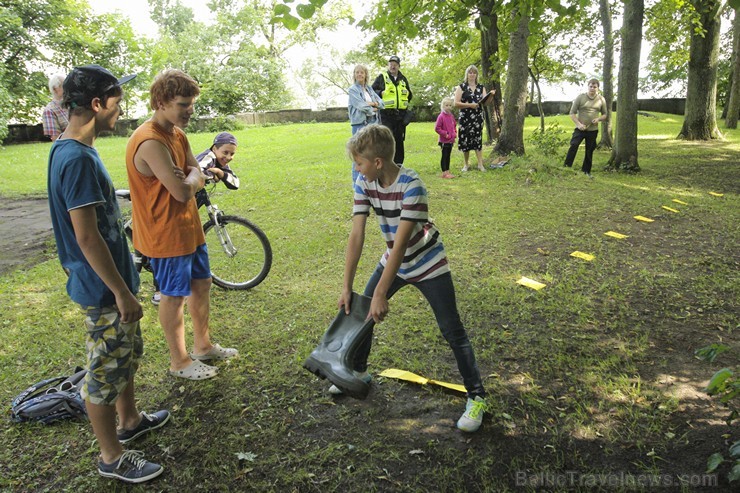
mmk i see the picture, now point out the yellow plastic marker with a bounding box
[634,215,654,223]
[378,368,467,394]
[709,192,724,197]
[604,231,628,239]
[672,199,688,205]
[570,251,595,262]
[517,276,546,290]
[661,206,679,213]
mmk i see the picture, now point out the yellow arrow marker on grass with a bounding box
[661,206,679,213]
[709,192,724,197]
[604,231,628,239]
[570,251,595,262]
[378,369,467,394]
[672,199,688,205]
[634,215,654,223]
[517,276,546,290]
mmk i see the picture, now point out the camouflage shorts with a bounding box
[81,305,143,406]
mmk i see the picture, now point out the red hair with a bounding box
[149,69,200,110]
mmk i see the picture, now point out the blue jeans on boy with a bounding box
[353,263,486,399]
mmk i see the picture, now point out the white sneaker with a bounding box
[456,396,486,432]
[328,371,372,395]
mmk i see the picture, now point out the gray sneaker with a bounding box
[98,450,163,483]
[117,410,171,444]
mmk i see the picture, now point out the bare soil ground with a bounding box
[0,198,55,275]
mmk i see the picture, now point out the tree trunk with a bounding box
[606,0,643,172]
[598,0,614,149]
[494,9,530,156]
[479,1,501,141]
[528,67,545,131]
[725,9,740,129]
[677,0,722,140]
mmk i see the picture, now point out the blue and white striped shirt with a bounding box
[353,167,449,282]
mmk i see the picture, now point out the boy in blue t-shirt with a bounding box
[47,65,170,484]
[339,124,487,432]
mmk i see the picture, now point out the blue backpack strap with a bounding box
[11,376,67,409]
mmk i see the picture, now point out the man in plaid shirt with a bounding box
[42,74,69,141]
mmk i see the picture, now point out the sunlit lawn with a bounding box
[0,114,737,491]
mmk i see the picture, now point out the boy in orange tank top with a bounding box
[125,70,238,380]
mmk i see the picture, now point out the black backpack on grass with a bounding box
[10,367,88,424]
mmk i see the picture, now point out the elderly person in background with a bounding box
[348,64,384,184]
[42,74,69,141]
[454,65,492,172]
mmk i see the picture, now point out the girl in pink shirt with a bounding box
[434,97,457,179]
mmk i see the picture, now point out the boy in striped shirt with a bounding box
[339,124,487,432]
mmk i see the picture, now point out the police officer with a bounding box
[372,55,413,165]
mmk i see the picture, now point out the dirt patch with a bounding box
[0,197,55,275]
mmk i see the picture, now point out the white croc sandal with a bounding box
[169,359,218,380]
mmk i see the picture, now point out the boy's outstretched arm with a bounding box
[367,219,415,323]
[339,214,367,313]
[70,206,143,324]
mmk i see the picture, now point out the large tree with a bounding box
[495,6,530,155]
[677,0,724,140]
[606,0,644,172]
[724,7,740,128]
[598,0,615,149]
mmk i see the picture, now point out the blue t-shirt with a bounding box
[47,139,139,307]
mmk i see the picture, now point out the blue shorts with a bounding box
[150,244,211,297]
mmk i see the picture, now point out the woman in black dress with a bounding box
[454,65,492,172]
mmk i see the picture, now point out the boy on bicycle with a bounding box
[338,124,488,432]
[125,69,238,381]
[47,64,170,483]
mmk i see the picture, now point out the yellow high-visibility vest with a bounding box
[382,73,409,110]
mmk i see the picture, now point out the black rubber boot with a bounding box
[303,292,375,399]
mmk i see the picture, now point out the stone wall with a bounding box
[3,98,688,145]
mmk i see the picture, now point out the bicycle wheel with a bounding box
[203,215,272,290]
[124,224,146,273]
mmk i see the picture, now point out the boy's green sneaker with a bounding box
[456,396,486,432]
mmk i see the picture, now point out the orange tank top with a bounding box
[125,121,205,258]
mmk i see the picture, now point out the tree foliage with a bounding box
[148,0,299,114]
[643,0,695,96]
[0,0,149,126]
[0,0,86,122]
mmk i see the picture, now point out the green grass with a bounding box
[0,114,738,491]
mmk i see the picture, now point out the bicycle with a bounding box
[116,179,272,290]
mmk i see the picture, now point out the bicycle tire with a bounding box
[203,215,272,290]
